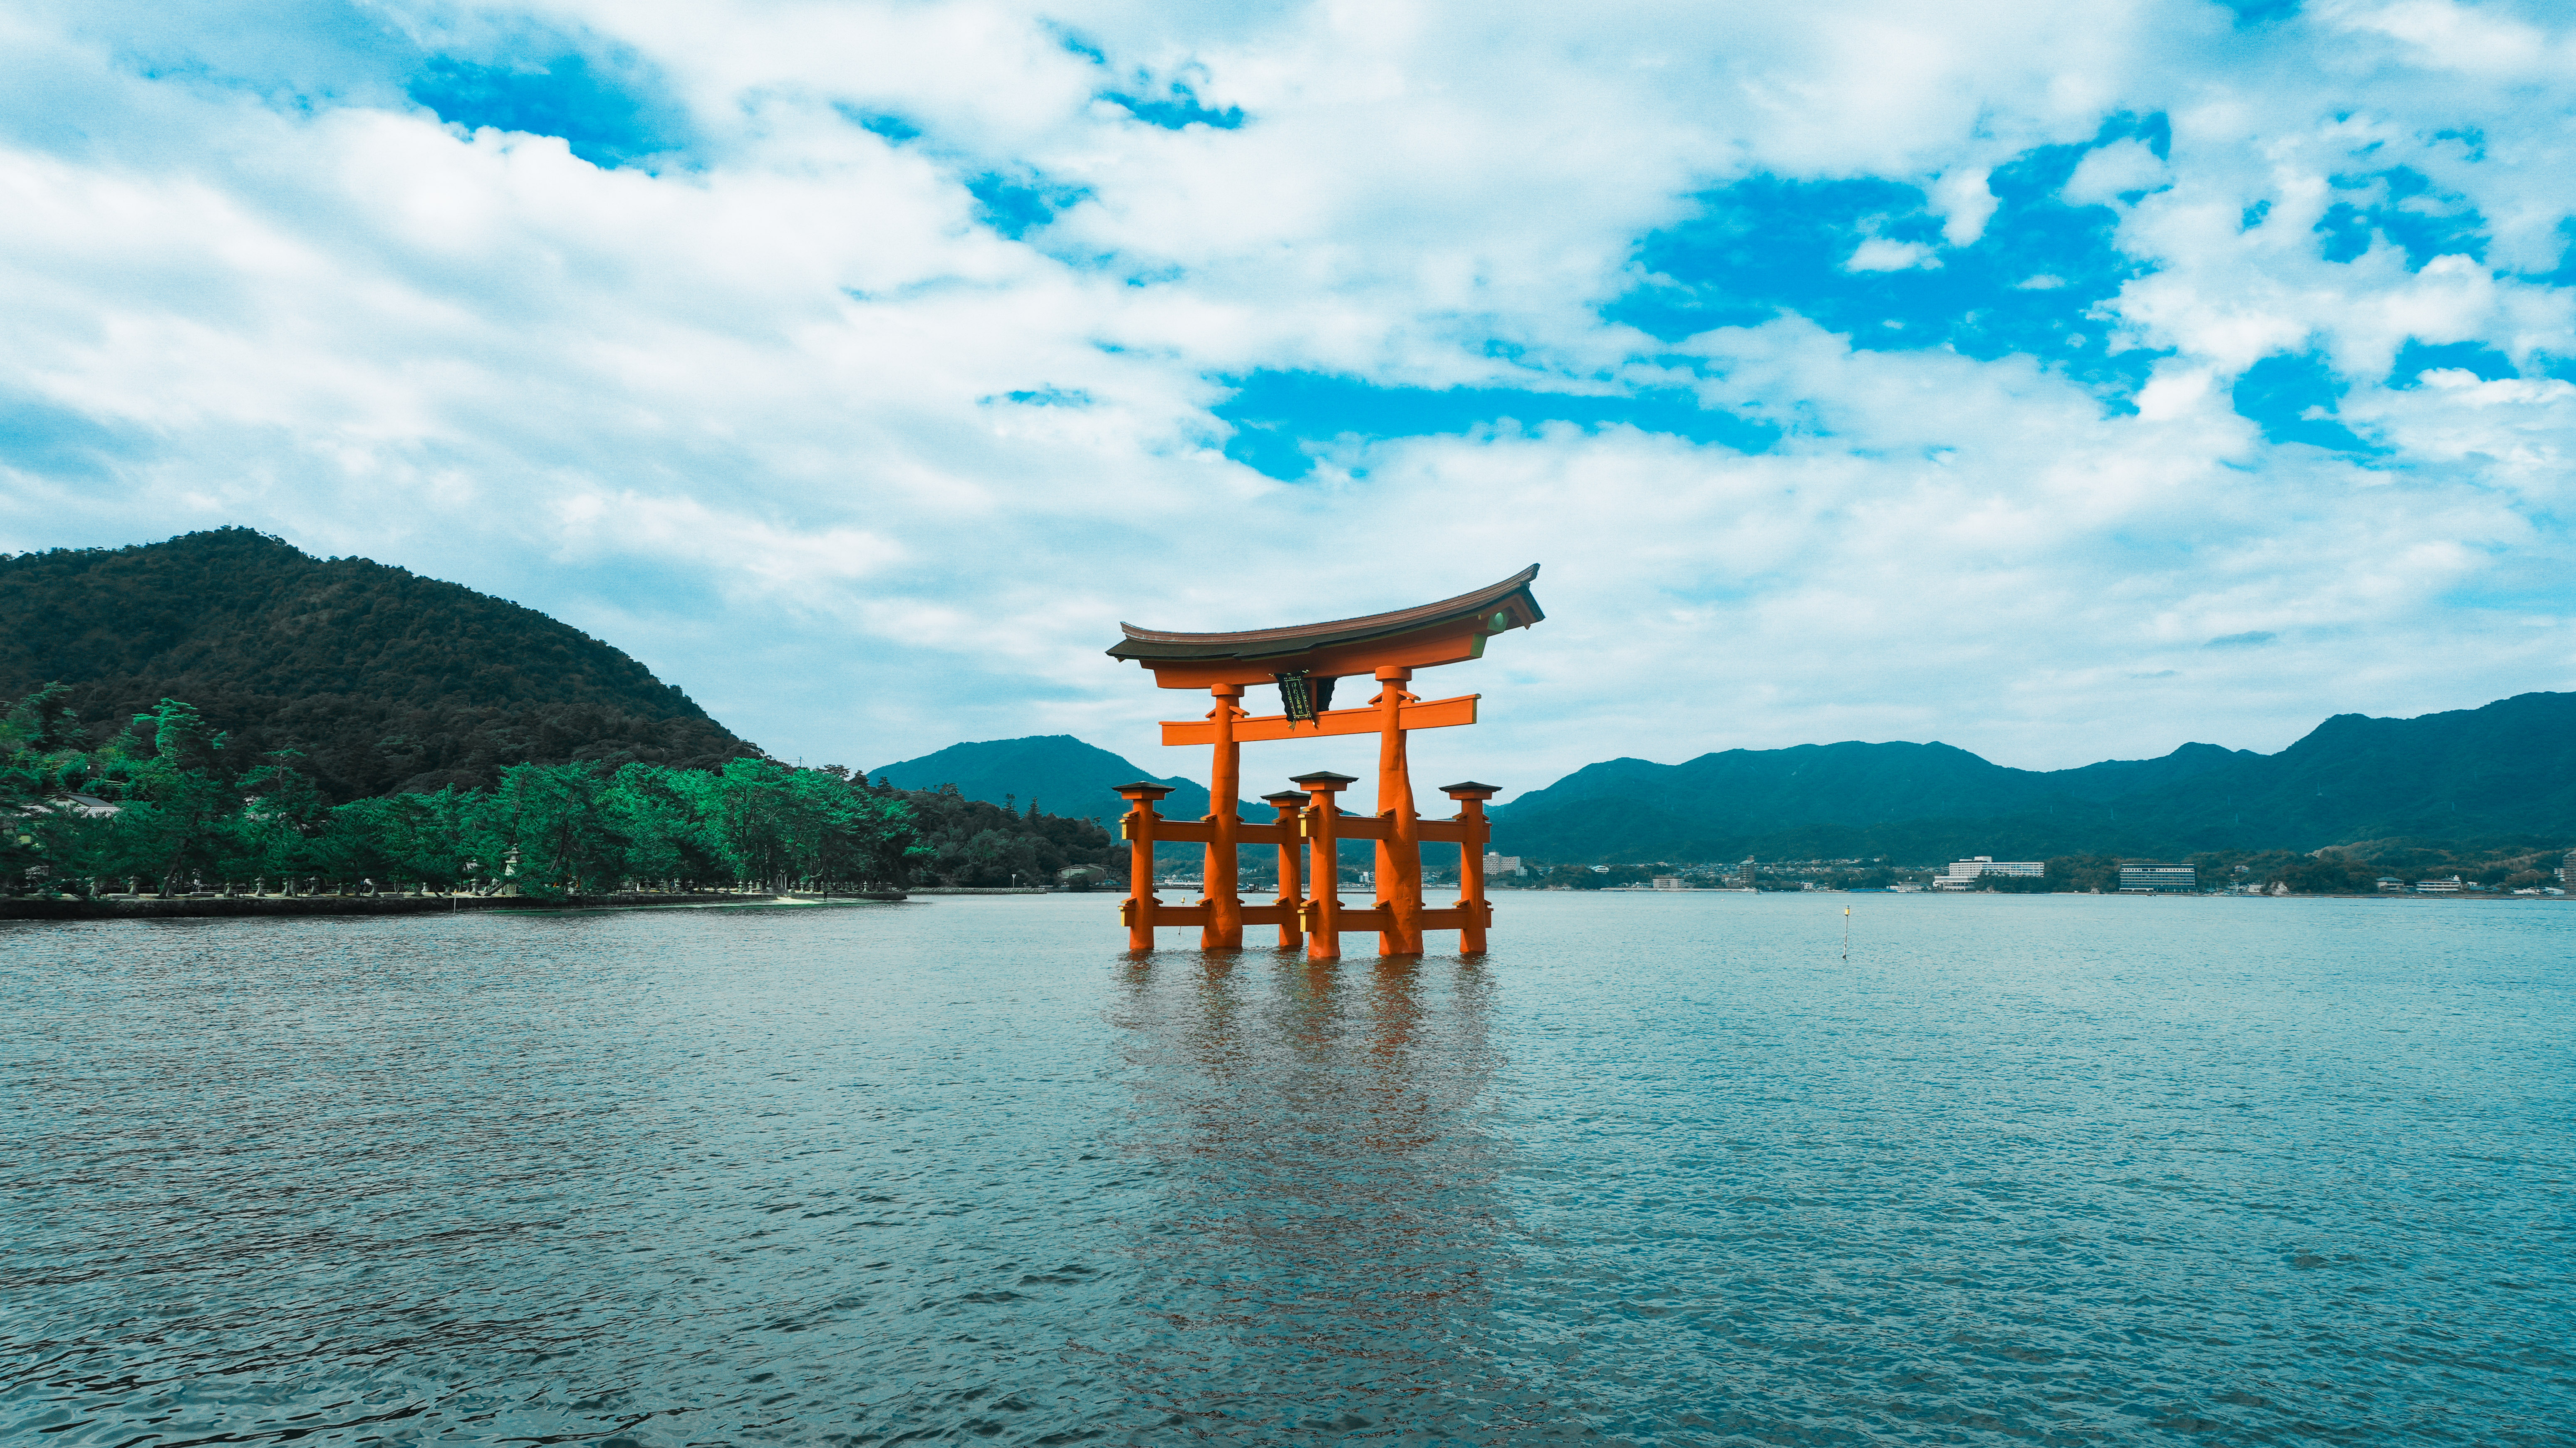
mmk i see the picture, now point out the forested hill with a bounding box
[1494,691,2576,863]
[1,528,759,801]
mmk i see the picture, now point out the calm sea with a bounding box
[4,894,2570,1446]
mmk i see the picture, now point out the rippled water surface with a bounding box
[5,893,2571,1446]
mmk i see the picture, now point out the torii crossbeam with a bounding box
[1105,565,1543,958]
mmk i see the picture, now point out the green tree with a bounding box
[3,683,99,890]
[235,750,331,882]
[493,762,635,896]
[602,764,724,886]
[778,769,920,884]
[679,757,796,885]
[317,787,491,889]
[101,700,243,894]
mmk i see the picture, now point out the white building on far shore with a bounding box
[1936,856,2043,889]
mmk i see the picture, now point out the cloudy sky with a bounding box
[4,0,2572,797]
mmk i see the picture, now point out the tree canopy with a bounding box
[4,687,1110,896]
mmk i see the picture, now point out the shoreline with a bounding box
[0,890,907,921]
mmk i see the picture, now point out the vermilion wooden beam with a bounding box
[1161,693,1476,746]
[1129,818,1294,846]
[1308,810,1387,842]
[1122,903,1310,929]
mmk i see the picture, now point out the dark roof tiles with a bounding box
[1108,564,1542,663]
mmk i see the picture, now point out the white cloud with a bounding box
[2133,364,2215,421]
[2062,136,2167,204]
[0,0,2572,797]
[1845,238,1940,272]
[2318,0,2576,79]
[1932,166,1997,245]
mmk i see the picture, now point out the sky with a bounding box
[2,0,2573,800]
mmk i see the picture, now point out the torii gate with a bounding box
[1105,564,1544,959]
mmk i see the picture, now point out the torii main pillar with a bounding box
[1106,566,1544,956]
[1372,665,1423,955]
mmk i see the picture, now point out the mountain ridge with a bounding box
[1494,691,2576,861]
[1498,738,2262,827]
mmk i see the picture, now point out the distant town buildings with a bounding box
[1936,856,2043,889]
[1471,851,2568,898]
[2118,862,2197,893]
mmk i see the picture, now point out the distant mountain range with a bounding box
[870,692,2576,864]
[1494,691,2576,861]
[1,529,760,801]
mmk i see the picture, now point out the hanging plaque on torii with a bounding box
[1104,564,1543,958]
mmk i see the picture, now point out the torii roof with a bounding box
[1108,565,1543,667]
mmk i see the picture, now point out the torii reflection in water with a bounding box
[1107,950,1526,1434]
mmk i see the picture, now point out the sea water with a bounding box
[2,893,2569,1446]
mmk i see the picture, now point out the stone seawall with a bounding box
[0,891,904,921]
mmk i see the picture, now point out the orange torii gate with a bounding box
[1105,565,1544,958]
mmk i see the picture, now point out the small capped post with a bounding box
[1260,789,1308,952]
[1441,781,1501,954]
[1114,781,1174,951]
[1291,771,1357,960]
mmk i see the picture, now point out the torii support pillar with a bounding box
[1261,789,1307,952]
[1295,771,1355,961]
[1373,665,1424,956]
[1201,683,1246,949]
[1115,781,1173,951]
[1442,781,1499,955]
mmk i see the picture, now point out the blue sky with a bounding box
[2,0,2574,793]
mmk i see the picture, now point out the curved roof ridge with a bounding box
[1108,564,1541,663]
